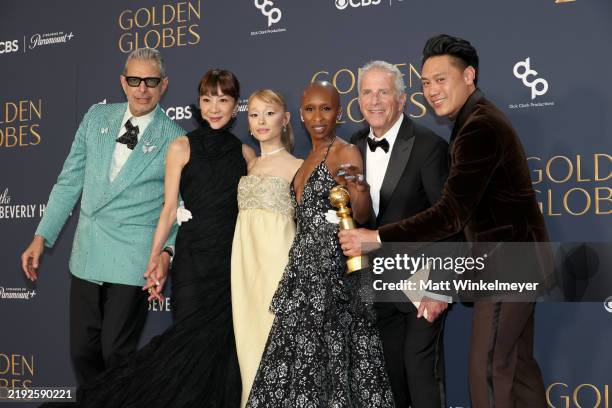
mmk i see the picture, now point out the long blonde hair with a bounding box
[247,89,294,152]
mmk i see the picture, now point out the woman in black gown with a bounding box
[70,69,252,407]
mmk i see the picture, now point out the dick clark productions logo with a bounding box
[513,57,549,100]
[254,0,281,27]
[605,296,612,313]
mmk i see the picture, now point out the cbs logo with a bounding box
[163,106,193,121]
[335,0,382,10]
[0,40,19,54]
[254,0,281,27]
[513,57,549,100]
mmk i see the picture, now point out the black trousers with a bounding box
[69,275,148,385]
[376,303,446,408]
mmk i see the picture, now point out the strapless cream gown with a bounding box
[231,175,295,407]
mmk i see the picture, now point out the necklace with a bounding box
[261,146,286,156]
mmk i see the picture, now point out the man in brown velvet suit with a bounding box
[339,34,548,407]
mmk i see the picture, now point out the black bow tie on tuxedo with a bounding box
[367,137,390,153]
[116,119,139,150]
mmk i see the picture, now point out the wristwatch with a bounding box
[162,247,174,263]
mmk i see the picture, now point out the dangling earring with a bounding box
[282,125,287,133]
[232,108,238,118]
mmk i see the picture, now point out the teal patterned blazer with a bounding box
[36,102,185,286]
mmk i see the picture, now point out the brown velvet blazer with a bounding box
[379,89,548,244]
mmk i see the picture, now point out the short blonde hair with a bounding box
[248,89,294,152]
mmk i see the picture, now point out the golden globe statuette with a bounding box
[329,185,368,273]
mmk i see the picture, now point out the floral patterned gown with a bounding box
[246,141,394,407]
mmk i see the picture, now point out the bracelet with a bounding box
[162,247,174,262]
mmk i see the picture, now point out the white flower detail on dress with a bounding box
[324,209,339,224]
[176,201,193,225]
[100,127,108,134]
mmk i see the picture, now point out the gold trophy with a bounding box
[329,185,369,273]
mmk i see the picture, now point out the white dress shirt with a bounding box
[367,115,452,304]
[366,114,404,216]
[109,107,156,182]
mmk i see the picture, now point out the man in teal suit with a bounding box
[20,48,185,384]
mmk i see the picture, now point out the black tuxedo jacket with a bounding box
[351,114,458,311]
[351,114,449,229]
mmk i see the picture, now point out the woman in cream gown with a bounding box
[231,89,302,407]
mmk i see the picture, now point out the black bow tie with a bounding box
[367,137,390,153]
[116,119,139,150]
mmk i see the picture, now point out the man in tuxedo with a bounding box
[20,48,185,385]
[349,60,451,408]
[341,36,548,407]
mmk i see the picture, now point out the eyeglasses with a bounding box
[123,76,162,88]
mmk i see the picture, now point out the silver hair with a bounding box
[123,47,166,77]
[358,60,406,98]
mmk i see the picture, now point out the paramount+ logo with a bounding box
[335,0,381,10]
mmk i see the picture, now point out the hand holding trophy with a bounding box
[330,163,369,273]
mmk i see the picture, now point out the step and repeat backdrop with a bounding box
[1,0,611,406]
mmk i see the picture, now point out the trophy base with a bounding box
[346,255,369,274]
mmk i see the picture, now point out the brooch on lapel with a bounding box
[100,127,108,134]
[142,142,157,153]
